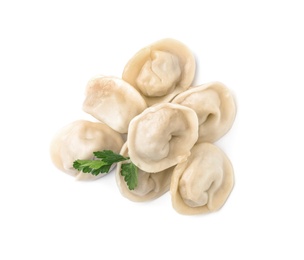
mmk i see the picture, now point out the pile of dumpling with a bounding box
[50,38,236,215]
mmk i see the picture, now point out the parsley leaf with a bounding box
[73,159,112,175]
[121,162,138,190]
[73,150,138,190]
[93,150,128,164]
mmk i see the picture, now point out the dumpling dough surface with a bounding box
[172,81,236,143]
[50,120,124,180]
[170,142,234,215]
[127,103,199,173]
[122,38,196,106]
[83,76,147,133]
[116,143,174,202]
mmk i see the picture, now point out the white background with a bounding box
[1,0,303,259]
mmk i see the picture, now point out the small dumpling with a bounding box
[122,38,196,106]
[115,143,174,202]
[50,120,124,180]
[127,103,199,173]
[170,143,234,215]
[82,76,147,133]
[171,81,236,143]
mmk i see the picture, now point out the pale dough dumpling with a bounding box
[50,120,124,180]
[122,38,196,106]
[116,143,174,202]
[82,76,147,133]
[170,143,234,215]
[171,81,236,143]
[127,103,199,173]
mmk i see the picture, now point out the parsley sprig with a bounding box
[73,150,138,190]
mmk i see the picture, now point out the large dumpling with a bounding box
[127,103,199,172]
[115,143,174,202]
[170,142,234,215]
[171,81,236,143]
[82,76,147,133]
[122,38,196,106]
[50,120,124,180]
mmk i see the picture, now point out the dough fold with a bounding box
[127,103,199,172]
[50,120,124,180]
[83,76,147,133]
[170,143,234,215]
[116,143,174,202]
[122,38,196,106]
[172,81,236,143]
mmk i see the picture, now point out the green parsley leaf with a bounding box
[73,159,111,175]
[93,150,128,164]
[75,160,108,169]
[121,162,138,190]
[72,150,138,190]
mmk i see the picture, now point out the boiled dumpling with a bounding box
[170,142,234,215]
[122,38,196,106]
[50,120,124,180]
[115,143,174,202]
[127,103,199,172]
[171,81,236,143]
[82,76,147,133]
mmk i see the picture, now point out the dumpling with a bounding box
[82,76,147,133]
[170,142,234,215]
[122,38,196,106]
[115,143,174,202]
[127,103,199,173]
[171,81,236,143]
[50,120,124,180]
